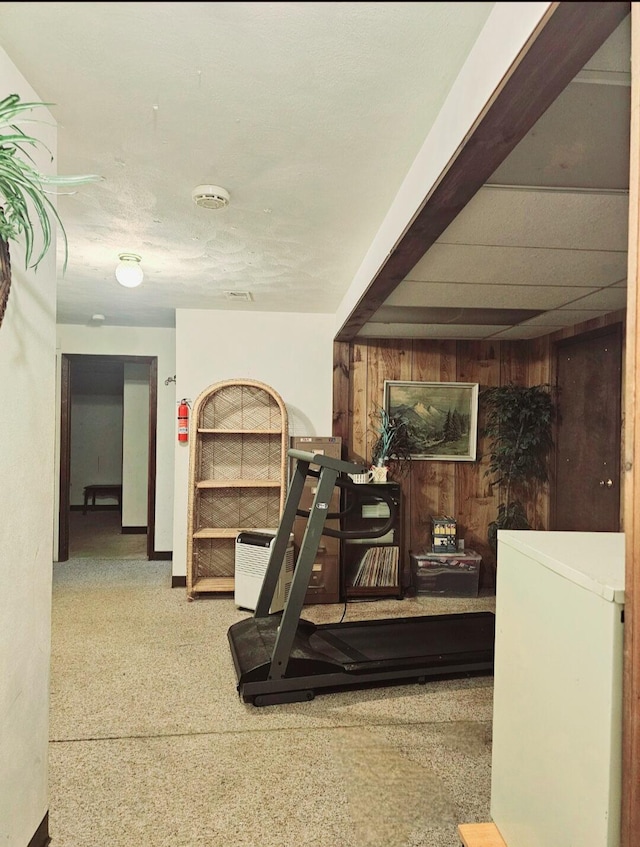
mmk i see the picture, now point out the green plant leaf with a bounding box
[0,92,102,270]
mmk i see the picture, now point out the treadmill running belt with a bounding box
[311,613,494,664]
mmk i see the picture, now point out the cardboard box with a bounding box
[290,436,342,475]
[410,549,481,597]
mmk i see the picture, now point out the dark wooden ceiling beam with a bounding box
[335,1,631,342]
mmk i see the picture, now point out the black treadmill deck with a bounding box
[228,610,495,705]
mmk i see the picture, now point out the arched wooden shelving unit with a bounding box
[186,379,288,599]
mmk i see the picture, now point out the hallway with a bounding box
[68,510,147,559]
[49,558,496,846]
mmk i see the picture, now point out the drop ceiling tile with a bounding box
[370,305,542,325]
[357,323,506,339]
[585,16,631,73]
[517,309,612,326]
[406,243,626,288]
[437,186,629,252]
[488,82,630,191]
[558,287,628,310]
[489,325,565,340]
[386,281,600,310]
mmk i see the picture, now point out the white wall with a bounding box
[172,309,335,577]
[122,362,150,527]
[0,49,56,847]
[70,395,123,505]
[334,1,552,334]
[56,326,175,553]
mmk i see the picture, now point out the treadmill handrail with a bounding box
[289,449,399,539]
[258,449,399,679]
[288,448,366,474]
[295,475,398,539]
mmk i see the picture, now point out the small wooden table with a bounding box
[83,484,122,514]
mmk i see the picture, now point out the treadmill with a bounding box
[227,449,495,706]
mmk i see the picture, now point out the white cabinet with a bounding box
[491,531,624,847]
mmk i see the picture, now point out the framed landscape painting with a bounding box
[384,380,479,461]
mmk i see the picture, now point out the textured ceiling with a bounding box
[0,4,631,340]
[0,1,496,328]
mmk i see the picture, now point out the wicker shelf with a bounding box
[193,528,247,539]
[187,576,235,594]
[197,428,283,435]
[186,379,288,599]
[195,479,282,489]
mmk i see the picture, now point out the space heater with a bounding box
[234,530,294,613]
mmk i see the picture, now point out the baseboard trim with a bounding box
[28,812,50,847]
[152,551,172,561]
[171,575,186,588]
[122,526,147,535]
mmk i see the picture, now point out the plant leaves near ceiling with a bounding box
[0,92,102,271]
[0,93,102,329]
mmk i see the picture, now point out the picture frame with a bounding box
[384,380,479,461]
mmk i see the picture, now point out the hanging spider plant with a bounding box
[0,92,102,326]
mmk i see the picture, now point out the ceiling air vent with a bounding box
[192,184,230,210]
[224,291,252,302]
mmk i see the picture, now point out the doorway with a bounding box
[552,324,623,531]
[58,354,158,561]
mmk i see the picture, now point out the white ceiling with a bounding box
[0,4,631,339]
[0,1,495,328]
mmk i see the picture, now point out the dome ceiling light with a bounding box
[192,185,230,210]
[115,253,144,288]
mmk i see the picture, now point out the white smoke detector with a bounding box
[192,185,230,210]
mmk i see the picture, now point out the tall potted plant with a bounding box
[0,93,101,326]
[481,383,555,553]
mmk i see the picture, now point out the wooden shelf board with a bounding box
[457,823,507,847]
[190,577,235,593]
[197,428,282,434]
[193,528,243,539]
[196,479,281,489]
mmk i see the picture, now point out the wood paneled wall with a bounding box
[332,311,626,590]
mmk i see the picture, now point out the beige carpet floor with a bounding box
[49,557,496,846]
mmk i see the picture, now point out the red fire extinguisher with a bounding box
[178,399,190,443]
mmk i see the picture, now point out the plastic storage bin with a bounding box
[410,549,481,597]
